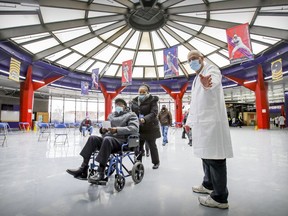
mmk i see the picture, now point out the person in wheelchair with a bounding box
[80,116,93,136]
[66,98,139,183]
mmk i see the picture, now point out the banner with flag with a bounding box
[122,59,132,86]
[91,68,99,89]
[271,58,283,82]
[163,46,179,79]
[9,57,21,82]
[226,23,254,64]
[81,81,89,95]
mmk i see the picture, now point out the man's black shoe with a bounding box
[88,172,105,184]
[152,163,160,169]
[66,165,88,180]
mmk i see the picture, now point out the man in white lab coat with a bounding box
[186,50,233,209]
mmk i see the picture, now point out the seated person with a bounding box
[80,116,93,136]
[66,98,139,183]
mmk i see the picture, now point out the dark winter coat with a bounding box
[130,95,161,140]
[158,108,172,126]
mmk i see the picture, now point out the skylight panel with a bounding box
[53,26,90,43]
[135,51,154,66]
[202,27,227,42]
[56,52,82,67]
[254,16,288,30]
[0,15,39,29]
[23,38,59,54]
[155,50,164,65]
[145,67,157,78]
[76,59,95,71]
[99,27,124,40]
[132,67,144,78]
[41,7,85,23]
[171,0,203,8]
[219,49,229,58]
[251,42,268,55]
[157,66,164,78]
[210,8,256,24]
[105,64,119,76]
[207,53,230,68]
[91,22,117,31]
[178,67,185,76]
[174,21,202,31]
[72,37,102,55]
[11,32,50,44]
[88,11,116,18]
[92,0,126,7]
[114,49,134,64]
[250,34,280,45]
[151,31,166,49]
[180,12,207,19]
[139,32,152,50]
[167,26,191,41]
[93,45,117,62]
[159,29,179,46]
[260,6,288,13]
[189,38,219,55]
[125,31,140,49]
[111,29,132,46]
[88,61,106,73]
[178,45,190,63]
[45,49,71,62]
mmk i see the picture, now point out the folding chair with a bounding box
[38,122,51,141]
[0,123,8,147]
[53,123,68,145]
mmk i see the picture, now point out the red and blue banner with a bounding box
[122,59,132,86]
[226,23,253,64]
[91,68,99,89]
[81,81,89,95]
[163,46,179,79]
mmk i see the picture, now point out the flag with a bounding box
[271,58,283,82]
[226,23,254,64]
[91,68,99,89]
[122,60,132,86]
[9,57,21,82]
[163,46,179,79]
[81,81,89,95]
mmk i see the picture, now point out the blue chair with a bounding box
[38,122,51,141]
[0,123,8,147]
[53,123,68,145]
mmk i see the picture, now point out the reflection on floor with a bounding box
[0,127,287,216]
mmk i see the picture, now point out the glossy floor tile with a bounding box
[0,127,288,216]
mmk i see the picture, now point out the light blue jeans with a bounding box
[161,125,169,145]
[82,126,93,136]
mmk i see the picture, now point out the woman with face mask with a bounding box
[130,84,161,169]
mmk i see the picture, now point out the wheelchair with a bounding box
[88,135,144,192]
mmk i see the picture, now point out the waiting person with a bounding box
[182,109,188,139]
[183,108,192,146]
[130,84,161,169]
[158,104,172,146]
[66,98,139,182]
[186,49,233,209]
[80,116,93,136]
[279,115,286,129]
[275,116,279,127]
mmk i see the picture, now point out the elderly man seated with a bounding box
[80,116,93,136]
[66,98,139,183]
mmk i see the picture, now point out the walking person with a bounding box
[130,84,161,169]
[186,49,233,209]
[158,104,172,146]
[279,115,286,129]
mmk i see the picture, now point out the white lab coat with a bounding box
[186,63,233,159]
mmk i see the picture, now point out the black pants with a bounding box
[80,136,122,166]
[137,138,159,165]
[202,159,229,203]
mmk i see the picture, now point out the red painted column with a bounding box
[255,65,270,129]
[100,83,126,120]
[160,83,188,127]
[20,65,64,127]
[20,66,34,128]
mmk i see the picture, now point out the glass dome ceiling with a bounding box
[0,0,287,80]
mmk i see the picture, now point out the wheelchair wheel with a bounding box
[131,162,144,184]
[114,174,125,192]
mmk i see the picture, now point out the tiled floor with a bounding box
[0,126,288,216]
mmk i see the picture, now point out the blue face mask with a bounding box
[115,106,123,114]
[189,59,201,71]
[138,95,146,101]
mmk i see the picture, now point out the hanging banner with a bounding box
[122,59,132,86]
[81,81,89,95]
[226,23,254,64]
[91,68,99,89]
[9,57,21,82]
[163,46,179,79]
[271,58,283,82]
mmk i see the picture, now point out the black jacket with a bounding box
[130,95,161,140]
